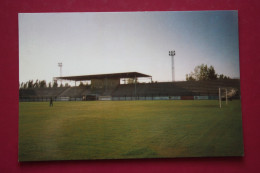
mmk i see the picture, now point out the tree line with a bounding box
[19,80,71,89]
[186,64,230,81]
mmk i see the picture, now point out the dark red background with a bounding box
[0,0,260,172]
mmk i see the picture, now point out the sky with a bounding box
[19,11,240,84]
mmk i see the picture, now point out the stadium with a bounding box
[19,72,240,102]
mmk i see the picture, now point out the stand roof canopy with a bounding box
[54,72,151,81]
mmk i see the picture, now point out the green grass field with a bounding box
[19,100,243,161]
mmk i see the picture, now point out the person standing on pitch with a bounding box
[50,97,53,107]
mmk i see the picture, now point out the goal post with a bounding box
[225,88,228,105]
[219,88,228,108]
[219,88,221,108]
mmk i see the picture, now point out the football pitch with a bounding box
[19,100,243,161]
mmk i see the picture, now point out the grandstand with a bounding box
[19,72,240,102]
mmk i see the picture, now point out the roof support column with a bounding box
[135,76,137,99]
[105,78,107,91]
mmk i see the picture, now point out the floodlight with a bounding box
[169,50,176,82]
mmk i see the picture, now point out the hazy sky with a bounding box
[19,11,240,83]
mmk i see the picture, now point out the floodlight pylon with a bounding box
[58,62,63,85]
[169,50,176,82]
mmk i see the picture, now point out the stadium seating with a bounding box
[58,87,88,97]
[19,87,67,98]
[111,79,240,97]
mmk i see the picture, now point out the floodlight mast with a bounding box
[169,50,176,82]
[58,62,62,77]
[58,62,63,85]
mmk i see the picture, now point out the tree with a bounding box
[39,80,47,88]
[208,66,218,80]
[33,80,39,88]
[186,74,195,81]
[48,82,52,88]
[127,78,138,84]
[53,80,58,88]
[218,74,230,80]
[28,80,34,88]
[23,82,28,89]
[65,83,70,87]
[186,64,227,81]
[79,82,85,87]
[59,83,63,87]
